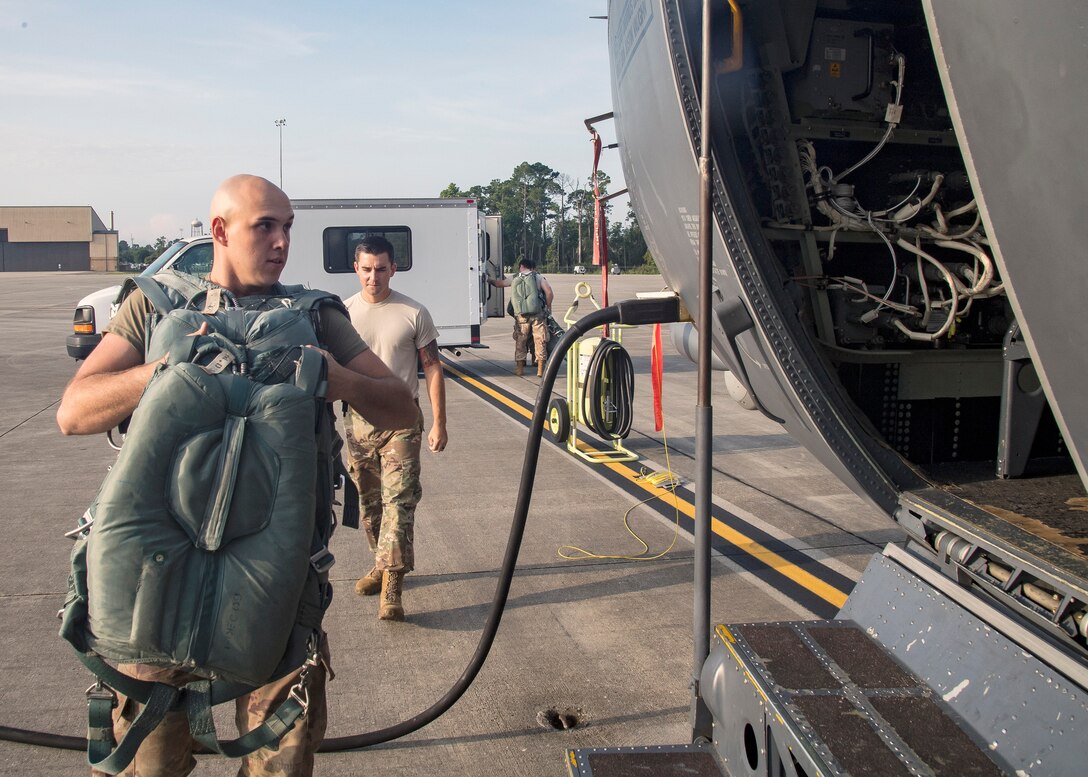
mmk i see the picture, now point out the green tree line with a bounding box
[440,161,656,274]
[118,163,657,275]
[117,237,174,270]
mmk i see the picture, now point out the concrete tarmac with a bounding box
[0,271,899,775]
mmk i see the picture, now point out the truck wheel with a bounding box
[547,398,570,443]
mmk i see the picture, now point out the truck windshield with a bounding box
[140,241,188,276]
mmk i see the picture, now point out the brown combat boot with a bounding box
[354,566,382,596]
[537,359,545,376]
[379,570,405,621]
[514,360,525,376]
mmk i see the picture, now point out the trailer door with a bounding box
[482,215,505,318]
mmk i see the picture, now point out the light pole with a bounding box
[275,118,287,188]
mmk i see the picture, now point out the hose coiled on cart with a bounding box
[582,339,634,440]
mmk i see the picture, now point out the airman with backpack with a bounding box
[56,174,417,776]
[488,258,554,376]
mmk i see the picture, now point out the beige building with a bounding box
[0,206,118,271]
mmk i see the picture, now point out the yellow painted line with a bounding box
[712,517,848,609]
[596,457,848,609]
[443,362,533,421]
[444,360,848,610]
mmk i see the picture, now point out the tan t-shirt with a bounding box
[107,286,369,366]
[343,289,438,399]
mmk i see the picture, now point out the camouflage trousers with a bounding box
[513,314,547,363]
[90,636,331,777]
[344,404,424,573]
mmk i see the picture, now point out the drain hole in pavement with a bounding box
[537,707,581,730]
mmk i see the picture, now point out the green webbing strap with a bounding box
[151,270,237,312]
[185,679,307,759]
[131,276,177,317]
[78,649,307,769]
[76,649,268,708]
[77,652,158,704]
[87,680,179,775]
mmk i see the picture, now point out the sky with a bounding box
[0,1,623,245]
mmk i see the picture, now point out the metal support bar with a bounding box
[691,0,715,743]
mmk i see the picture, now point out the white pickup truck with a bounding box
[66,236,213,359]
[67,198,505,360]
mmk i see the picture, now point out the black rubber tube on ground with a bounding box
[319,306,617,751]
[0,305,621,756]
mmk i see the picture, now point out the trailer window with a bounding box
[322,226,412,273]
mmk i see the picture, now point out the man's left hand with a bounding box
[428,424,448,453]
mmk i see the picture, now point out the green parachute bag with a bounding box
[59,270,357,774]
[510,271,545,316]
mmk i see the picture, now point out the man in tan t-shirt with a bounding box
[343,234,447,621]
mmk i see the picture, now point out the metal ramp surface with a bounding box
[566,743,726,777]
[705,621,1008,776]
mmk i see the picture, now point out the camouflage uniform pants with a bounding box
[513,314,547,363]
[344,404,424,573]
[90,637,331,777]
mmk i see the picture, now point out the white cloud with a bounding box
[0,67,147,98]
[0,60,219,103]
[185,21,328,63]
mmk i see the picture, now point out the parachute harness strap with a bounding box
[288,633,323,716]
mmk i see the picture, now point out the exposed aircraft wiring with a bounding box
[893,238,960,341]
[916,255,932,329]
[937,238,995,295]
[871,175,925,220]
[832,53,906,184]
[787,63,1003,344]
[793,275,917,315]
[759,38,1005,347]
[922,201,982,240]
[866,210,899,312]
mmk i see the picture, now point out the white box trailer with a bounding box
[66,197,505,359]
[287,198,505,348]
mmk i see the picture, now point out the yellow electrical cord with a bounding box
[558,426,684,561]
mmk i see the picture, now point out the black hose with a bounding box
[0,305,623,756]
[0,726,82,751]
[319,305,618,751]
[581,339,634,440]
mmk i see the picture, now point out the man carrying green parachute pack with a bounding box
[56,174,417,776]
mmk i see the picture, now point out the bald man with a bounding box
[58,174,414,436]
[57,174,415,776]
